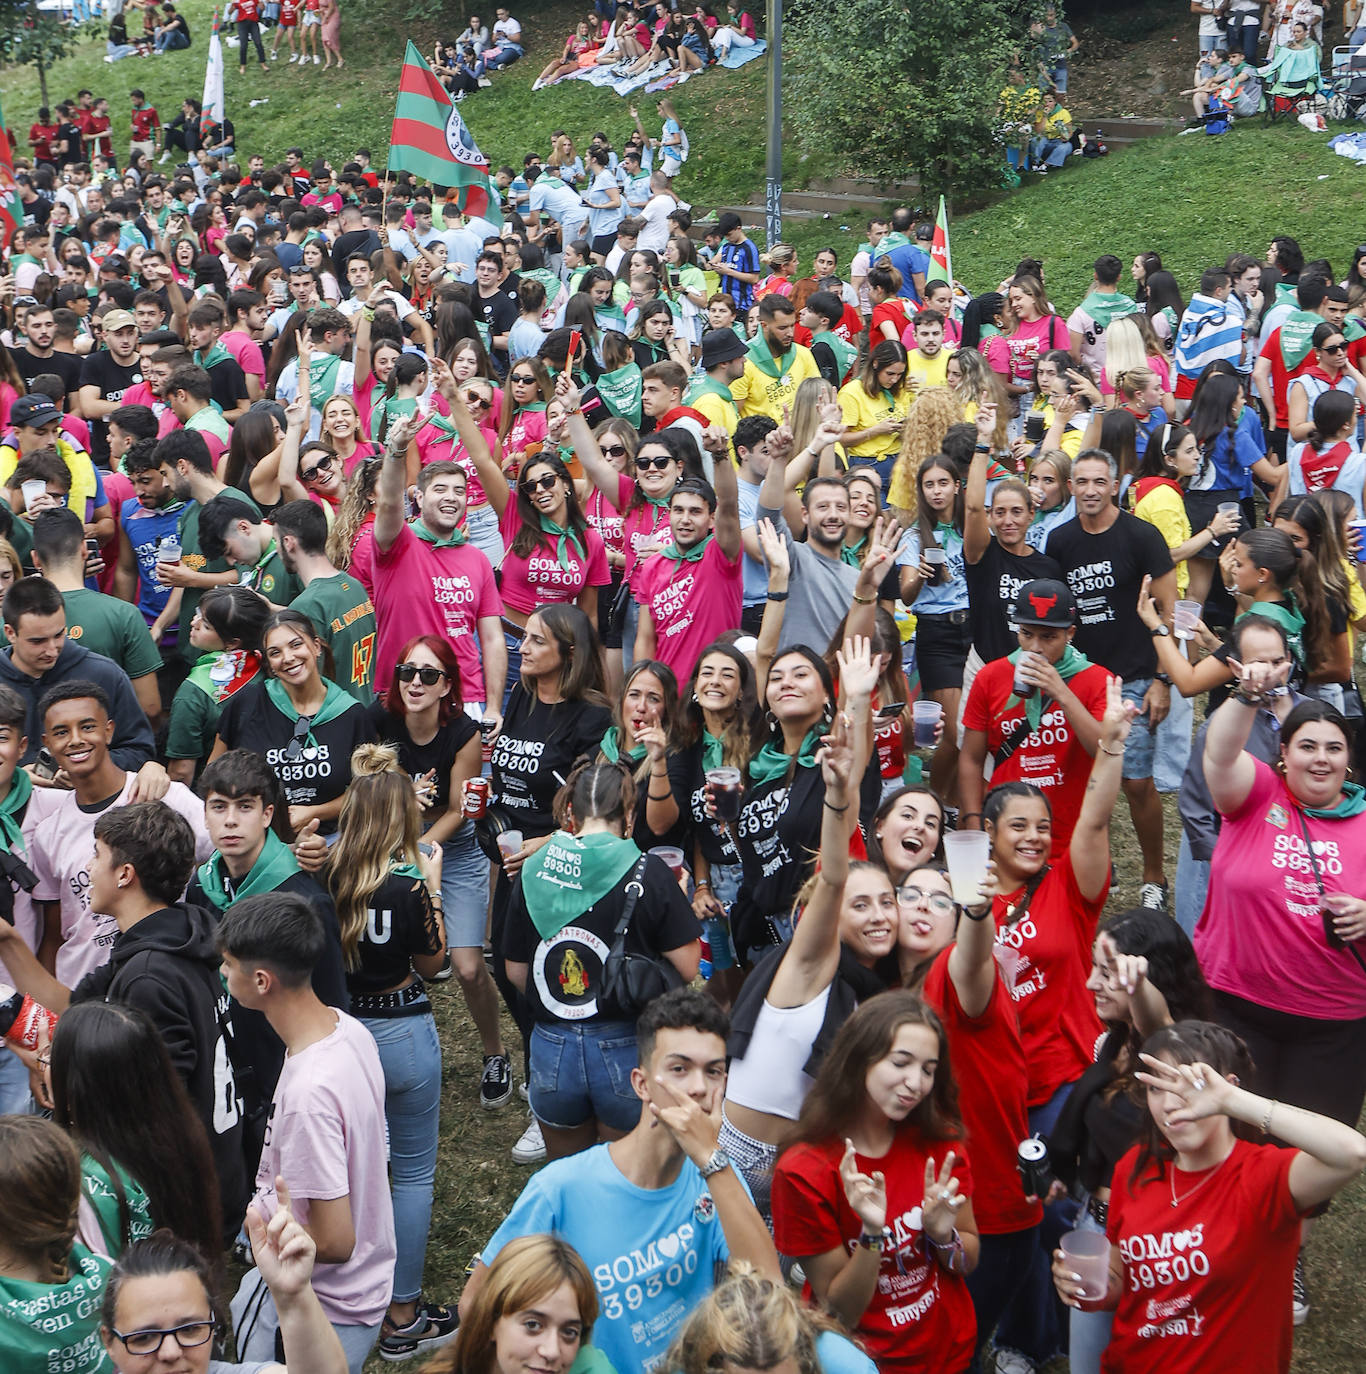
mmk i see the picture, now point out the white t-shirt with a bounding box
[338,289,415,321]
[639,193,675,254]
[493,15,521,42]
[275,357,357,441]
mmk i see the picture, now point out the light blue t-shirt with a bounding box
[440,226,483,283]
[482,1143,732,1374]
[895,525,969,613]
[530,177,589,232]
[815,1332,878,1374]
[509,316,547,362]
[586,169,625,240]
[736,475,766,607]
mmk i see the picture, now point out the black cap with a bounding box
[10,395,62,429]
[1012,578,1076,627]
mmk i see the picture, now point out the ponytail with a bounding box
[1307,388,1356,452]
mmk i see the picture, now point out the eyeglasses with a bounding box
[522,472,560,493]
[395,662,448,686]
[896,884,957,917]
[1320,342,1347,355]
[300,454,336,482]
[636,455,673,472]
[110,1320,220,1356]
[600,443,629,459]
[464,392,490,408]
[510,373,537,384]
[284,713,318,763]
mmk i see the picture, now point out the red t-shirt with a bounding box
[923,949,1042,1236]
[237,0,261,20]
[636,536,742,684]
[86,115,112,160]
[1257,327,1316,428]
[992,852,1107,1108]
[130,106,161,142]
[773,1133,976,1373]
[279,0,299,24]
[497,502,610,616]
[29,123,59,161]
[871,298,912,341]
[961,657,1110,857]
[1103,1139,1304,1374]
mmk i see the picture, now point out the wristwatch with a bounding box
[856,1227,887,1250]
[699,1148,732,1179]
[1149,623,1171,637]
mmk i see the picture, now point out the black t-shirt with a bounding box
[964,538,1062,663]
[503,851,700,1023]
[1046,511,1175,681]
[624,747,692,852]
[205,355,249,413]
[78,351,143,463]
[474,287,519,367]
[216,680,379,832]
[369,701,478,814]
[681,739,739,867]
[346,866,444,996]
[490,685,613,838]
[57,123,85,166]
[11,346,83,398]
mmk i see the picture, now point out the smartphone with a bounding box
[84,537,100,556]
[33,748,59,781]
[874,702,905,722]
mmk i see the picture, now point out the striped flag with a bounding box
[387,42,501,224]
[200,12,226,144]
[0,95,22,246]
[926,195,952,287]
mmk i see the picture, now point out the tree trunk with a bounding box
[37,53,49,109]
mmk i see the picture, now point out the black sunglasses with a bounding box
[284,713,317,763]
[300,454,336,481]
[522,472,559,493]
[600,442,629,458]
[395,662,448,686]
[510,372,538,384]
[636,454,673,472]
[1321,342,1347,354]
[463,392,490,407]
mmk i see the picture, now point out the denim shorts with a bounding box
[1120,676,1156,780]
[529,1020,641,1130]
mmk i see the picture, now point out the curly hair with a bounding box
[888,385,963,510]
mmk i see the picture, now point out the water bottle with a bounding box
[702,915,735,975]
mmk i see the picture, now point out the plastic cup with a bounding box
[496,829,523,861]
[1059,1230,1112,1302]
[20,479,46,511]
[649,846,686,882]
[911,700,942,748]
[942,830,991,907]
[1216,501,1240,520]
[1012,651,1039,700]
[1172,599,1202,641]
[706,766,743,822]
[923,546,948,566]
[1350,519,1366,563]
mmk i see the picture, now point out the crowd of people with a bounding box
[5,9,1366,1373]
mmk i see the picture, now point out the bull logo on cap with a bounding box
[1028,591,1058,621]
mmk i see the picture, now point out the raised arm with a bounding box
[703,425,741,559]
[1136,574,1234,697]
[374,409,421,552]
[1068,675,1135,902]
[432,357,510,516]
[962,402,998,564]
[754,517,789,688]
[556,372,625,502]
[947,860,1001,1019]
[1203,654,1291,815]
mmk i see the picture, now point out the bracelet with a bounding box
[563,406,582,417]
[694,880,711,890]
[1261,1098,1278,1135]
[648,790,673,801]
[1098,743,1124,756]
[856,1227,887,1251]
[1231,686,1270,707]
[767,590,789,601]
[852,592,876,605]
[963,904,992,922]
[927,1227,965,1271]
[823,800,849,813]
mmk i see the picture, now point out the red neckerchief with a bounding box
[1131,475,1183,505]
[1299,441,1353,491]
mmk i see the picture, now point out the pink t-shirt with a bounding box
[1195,759,1366,1021]
[615,472,673,590]
[120,381,181,437]
[347,518,375,594]
[372,522,502,699]
[337,440,377,478]
[251,1011,396,1328]
[61,414,92,452]
[414,419,496,508]
[221,327,266,384]
[585,485,625,556]
[1099,353,1172,398]
[27,776,212,991]
[636,538,742,683]
[502,405,549,477]
[497,502,610,615]
[1006,314,1068,387]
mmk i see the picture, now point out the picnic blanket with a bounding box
[541,40,766,98]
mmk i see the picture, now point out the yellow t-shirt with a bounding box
[906,349,952,389]
[1341,555,1366,652]
[692,389,739,436]
[730,346,821,422]
[838,380,911,459]
[1132,480,1190,597]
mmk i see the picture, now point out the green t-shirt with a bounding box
[166,671,224,762]
[178,486,260,664]
[62,587,163,680]
[290,572,378,702]
[0,1243,111,1373]
[81,1154,154,1256]
[245,538,302,607]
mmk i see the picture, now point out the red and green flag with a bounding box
[388,41,501,225]
[926,195,952,287]
[0,94,23,248]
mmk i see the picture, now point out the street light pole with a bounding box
[764,0,781,248]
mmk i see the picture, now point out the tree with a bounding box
[785,0,1018,204]
[0,0,99,108]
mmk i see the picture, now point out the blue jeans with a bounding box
[621,594,640,674]
[363,1012,442,1303]
[440,823,489,949]
[156,28,190,49]
[967,1225,1041,1373]
[1153,678,1193,793]
[465,503,503,569]
[529,1020,640,1131]
[0,1049,32,1115]
[503,624,522,712]
[1030,136,1071,168]
[1174,830,1210,937]
[107,39,140,59]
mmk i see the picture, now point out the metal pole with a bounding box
[764,0,781,248]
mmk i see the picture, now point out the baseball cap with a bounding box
[10,395,63,429]
[101,308,138,332]
[700,328,748,370]
[1012,579,1076,627]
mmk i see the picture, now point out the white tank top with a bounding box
[726,983,833,1120]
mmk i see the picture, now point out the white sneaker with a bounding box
[477,76,492,87]
[288,52,298,61]
[312,53,320,63]
[992,1350,1035,1374]
[270,49,278,58]
[511,1114,546,1164]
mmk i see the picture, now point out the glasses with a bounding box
[110,1320,220,1356]
[636,455,673,472]
[395,662,448,686]
[1321,342,1347,355]
[521,472,560,494]
[896,884,957,917]
[284,713,318,763]
[300,454,336,482]
[510,373,537,384]
[464,392,490,408]
[601,443,629,459]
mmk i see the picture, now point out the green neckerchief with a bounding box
[1280,310,1322,371]
[308,352,343,411]
[413,518,468,547]
[196,830,299,910]
[0,768,33,855]
[810,329,858,382]
[263,676,358,737]
[1077,289,1138,331]
[194,340,232,371]
[688,374,735,407]
[246,537,281,587]
[702,730,725,772]
[595,304,629,335]
[1237,596,1305,669]
[841,533,868,569]
[747,330,798,381]
[1345,317,1366,343]
[1275,281,1299,308]
[521,266,560,304]
[1300,782,1366,820]
[520,829,643,941]
[934,519,959,543]
[980,322,1002,340]
[748,725,822,786]
[371,394,418,443]
[600,725,647,766]
[595,362,644,427]
[1007,643,1092,732]
[661,530,712,564]
[871,230,909,260]
[187,648,260,704]
[540,516,586,569]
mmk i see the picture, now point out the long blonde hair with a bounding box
[1103,315,1150,392]
[789,376,837,456]
[328,743,423,970]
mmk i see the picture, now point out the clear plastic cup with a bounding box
[1216,501,1240,522]
[649,846,686,882]
[495,829,523,861]
[1172,600,1202,640]
[923,547,948,566]
[942,830,991,907]
[20,479,46,511]
[1060,1229,1112,1302]
[911,700,942,747]
[705,766,743,822]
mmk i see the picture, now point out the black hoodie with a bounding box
[70,903,249,1237]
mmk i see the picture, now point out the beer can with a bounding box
[462,777,490,819]
[1017,1136,1052,1198]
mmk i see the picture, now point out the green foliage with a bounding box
[0,0,99,105]
[784,0,1017,201]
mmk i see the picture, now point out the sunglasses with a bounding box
[510,373,537,384]
[636,454,673,472]
[600,443,629,459]
[522,472,560,493]
[395,662,448,686]
[1320,342,1347,355]
[464,392,490,408]
[284,713,318,763]
[300,454,336,481]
